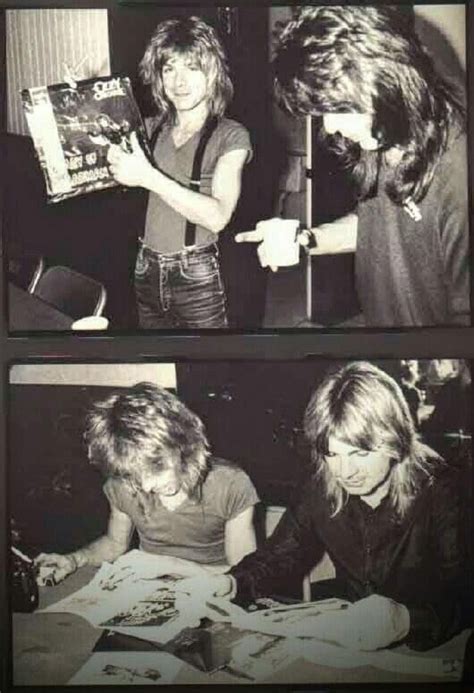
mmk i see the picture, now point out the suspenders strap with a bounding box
[185,116,218,247]
[149,116,219,248]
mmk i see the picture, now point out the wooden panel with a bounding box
[6,9,110,135]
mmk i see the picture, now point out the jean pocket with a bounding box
[134,248,150,278]
[179,254,219,283]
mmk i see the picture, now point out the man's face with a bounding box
[162,54,208,114]
[138,452,182,497]
[325,436,393,500]
[322,113,379,150]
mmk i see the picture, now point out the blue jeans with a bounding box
[134,241,228,329]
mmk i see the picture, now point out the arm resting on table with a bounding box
[229,486,324,604]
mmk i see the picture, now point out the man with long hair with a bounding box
[238,6,469,327]
[107,16,252,328]
[195,362,468,651]
[35,383,259,582]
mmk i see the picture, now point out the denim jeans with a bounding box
[134,241,228,329]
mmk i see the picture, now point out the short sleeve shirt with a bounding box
[356,131,469,326]
[103,458,259,564]
[144,118,252,254]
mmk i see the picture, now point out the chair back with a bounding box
[8,255,44,292]
[33,266,107,319]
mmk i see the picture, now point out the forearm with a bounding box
[68,535,127,569]
[229,511,320,604]
[311,213,358,254]
[143,167,231,233]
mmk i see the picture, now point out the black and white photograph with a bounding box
[3,4,470,331]
[8,359,474,686]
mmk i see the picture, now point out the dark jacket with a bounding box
[230,464,467,651]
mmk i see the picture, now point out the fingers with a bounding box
[235,230,264,244]
[214,575,234,597]
[34,553,60,566]
[106,144,121,165]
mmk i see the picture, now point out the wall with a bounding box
[10,363,176,388]
[415,4,466,74]
[6,9,110,135]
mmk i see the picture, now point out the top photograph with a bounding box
[3,3,470,332]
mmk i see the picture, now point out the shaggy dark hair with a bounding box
[84,382,210,499]
[304,362,440,518]
[273,6,465,204]
[140,16,233,125]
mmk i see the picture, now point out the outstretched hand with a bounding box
[107,131,153,188]
[235,226,311,272]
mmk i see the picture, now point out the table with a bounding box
[11,567,471,687]
[8,283,73,331]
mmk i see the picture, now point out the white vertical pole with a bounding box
[305,115,313,321]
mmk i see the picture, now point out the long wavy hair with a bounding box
[304,362,440,518]
[139,16,233,126]
[273,6,465,205]
[85,382,210,502]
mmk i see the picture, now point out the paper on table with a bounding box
[205,597,352,638]
[68,651,183,685]
[294,637,463,679]
[228,631,299,682]
[39,550,215,643]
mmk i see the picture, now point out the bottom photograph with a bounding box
[7,358,473,687]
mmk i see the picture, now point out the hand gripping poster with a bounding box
[21,76,150,203]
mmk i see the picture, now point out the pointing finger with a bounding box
[235,230,264,244]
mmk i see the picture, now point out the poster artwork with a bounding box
[21,75,150,203]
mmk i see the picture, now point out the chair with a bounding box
[32,266,107,320]
[265,504,335,602]
[8,254,45,293]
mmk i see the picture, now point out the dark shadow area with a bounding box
[3,133,143,329]
[9,385,112,555]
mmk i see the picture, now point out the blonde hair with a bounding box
[85,382,210,500]
[140,16,233,125]
[304,362,440,517]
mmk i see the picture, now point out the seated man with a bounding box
[198,362,468,652]
[35,382,259,582]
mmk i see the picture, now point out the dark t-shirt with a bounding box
[356,132,469,326]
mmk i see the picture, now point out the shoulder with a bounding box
[204,457,259,515]
[216,117,250,135]
[213,118,253,159]
[206,457,255,487]
[420,460,461,501]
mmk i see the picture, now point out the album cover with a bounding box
[21,75,150,203]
